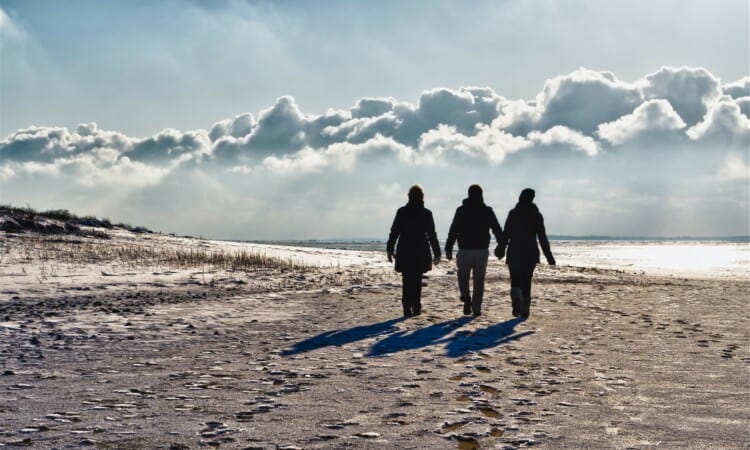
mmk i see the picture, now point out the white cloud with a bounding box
[0,165,15,181]
[499,68,643,135]
[639,66,722,126]
[723,76,750,99]
[2,67,748,182]
[717,154,750,181]
[687,96,750,143]
[417,124,530,165]
[527,126,599,156]
[0,7,24,43]
[597,99,686,145]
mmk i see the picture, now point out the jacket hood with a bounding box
[514,201,539,213]
[462,197,485,207]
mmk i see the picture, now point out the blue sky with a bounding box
[1,0,748,238]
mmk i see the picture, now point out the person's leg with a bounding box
[471,249,489,315]
[509,263,523,317]
[456,251,472,314]
[401,272,413,317]
[413,273,423,315]
[521,263,537,318]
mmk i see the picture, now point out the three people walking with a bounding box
[387,185,555,319]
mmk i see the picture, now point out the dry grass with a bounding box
[6,234,305,272]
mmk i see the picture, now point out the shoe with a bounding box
[521,296,531,318]
[463,303,472,315]
[510,288,523,317]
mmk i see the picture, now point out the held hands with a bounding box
[494,244,505,260]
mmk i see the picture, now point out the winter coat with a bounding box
[445,198,503,252]
[387,202,441,274]
[499,202,553,266]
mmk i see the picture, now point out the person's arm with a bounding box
[537,213,555,265]
[488,207,503,243]
[444,207,460,260]
[386,209,401,262]
[427,211,441,263]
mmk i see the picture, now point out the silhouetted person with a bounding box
[445,185,503,316]
[387,185,441,317]
[498,188,555,318]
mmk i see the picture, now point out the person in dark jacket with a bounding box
[498,188,555,318]
[445,185,503,316]
[387,184,441,317]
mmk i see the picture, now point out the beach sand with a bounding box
[0,230,748,449]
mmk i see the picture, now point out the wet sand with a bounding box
[0,232,748,449]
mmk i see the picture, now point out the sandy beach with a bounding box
[1,229,748,449]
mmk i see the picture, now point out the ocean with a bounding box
[247,238,750,279]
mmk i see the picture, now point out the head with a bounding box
[467,184,483,201]
[408,184,424,205]
[519,188,535,204]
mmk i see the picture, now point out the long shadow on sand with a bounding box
[281,317,406,356]
[368,317,475,356]
[283,316,533,358]
[444,317,533,357]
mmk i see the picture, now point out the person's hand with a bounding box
[547,255,556,266]
[445,249,452,261]
[387,251,394,263]
[494,244,505,260]
[433,255,441,265]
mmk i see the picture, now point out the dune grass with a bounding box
[10,235,305,272]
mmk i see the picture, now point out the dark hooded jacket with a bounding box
[499,201,553,265]
[445,197,503,252]
[387,201,441,274]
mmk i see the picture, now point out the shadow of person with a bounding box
[368,316,474,357]
[281,317,406,356]
[444,317,533,358]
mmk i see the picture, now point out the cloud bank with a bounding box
[1,66,748,238]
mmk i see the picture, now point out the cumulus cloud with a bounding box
[686,96,750,143]
[499,68,643,135]
[597,99,686,145]
[640,66,722,126]
[527,126,599,156]
[736,97,750,119]
[2,66,748,188]
[723,77,750,99]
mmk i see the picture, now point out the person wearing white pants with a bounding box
[445,185,503,316]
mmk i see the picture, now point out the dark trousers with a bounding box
[509,262,536,300]
[401,272,423,316]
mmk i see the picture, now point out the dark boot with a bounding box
[521,295,531,319]
[461,296,471,315]
[403,302,412,318]
[510,288,523,317]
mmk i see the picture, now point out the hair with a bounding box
[408,184,424,204]
[519,188,535,203]
[468,184,483,200]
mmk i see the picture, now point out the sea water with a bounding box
[251,238,750,280]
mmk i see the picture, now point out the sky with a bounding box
[1,0,748,239]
